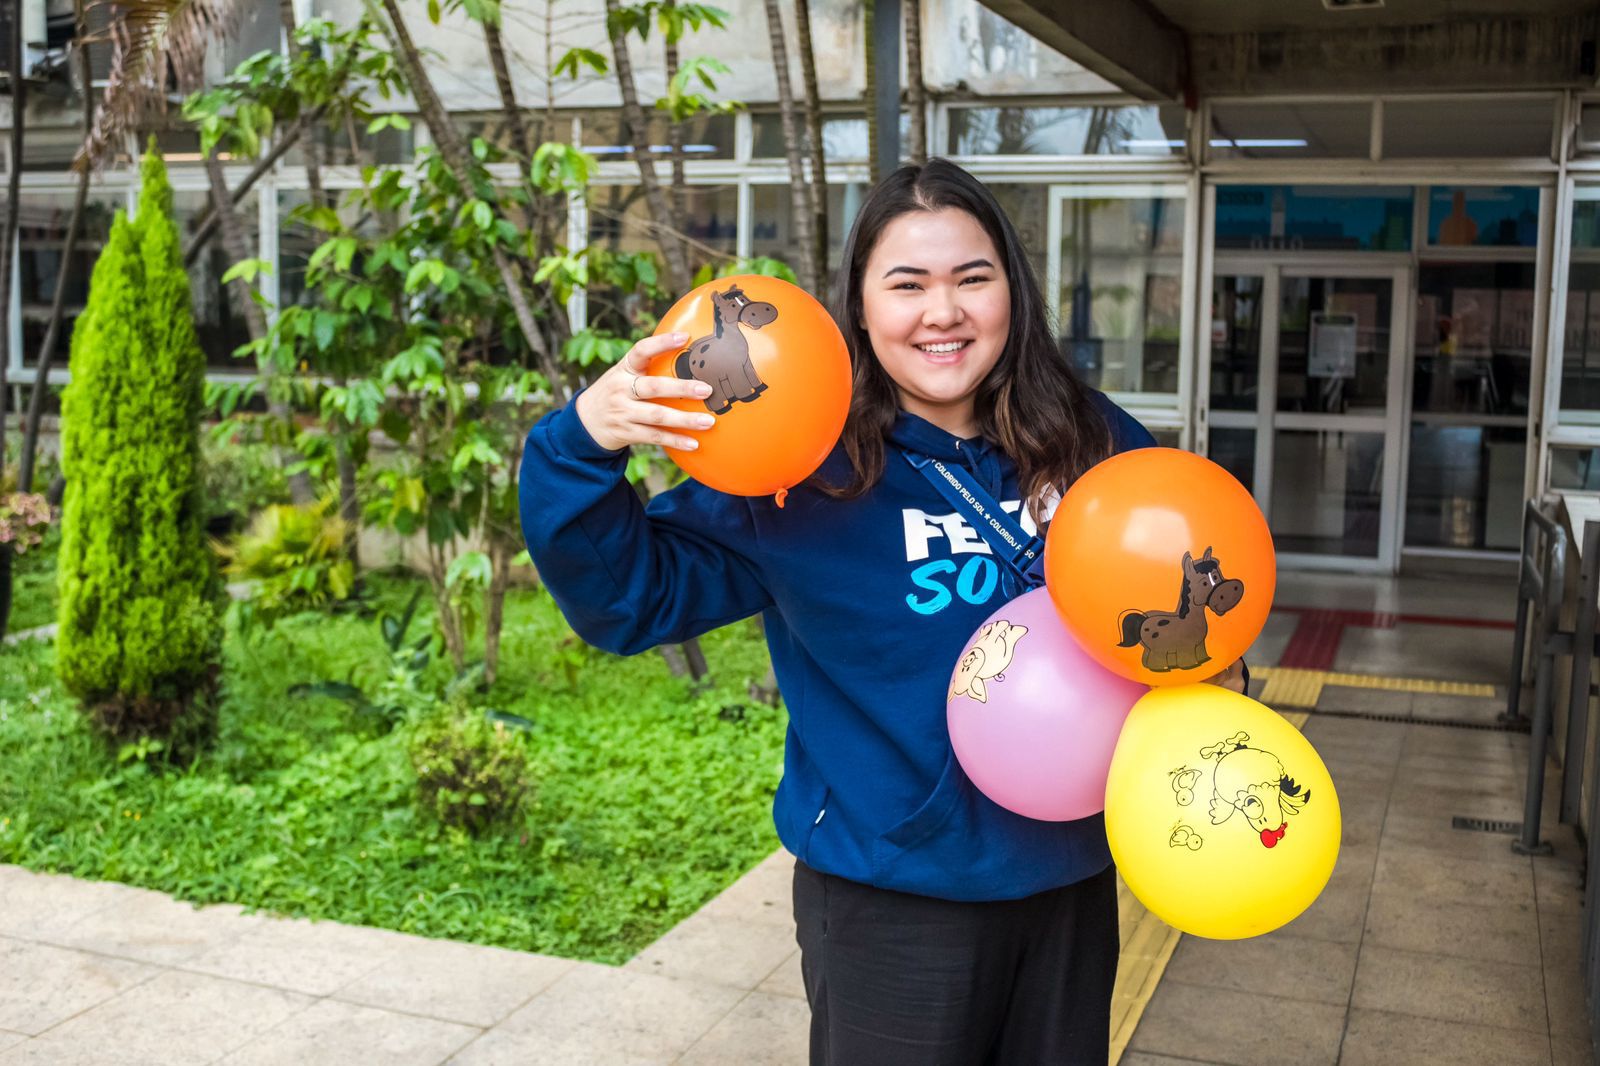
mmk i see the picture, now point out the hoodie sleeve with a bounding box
[518,399,774,656]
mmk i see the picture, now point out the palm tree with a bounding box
[794,0,828,280]
[904,0,926,164]
[763,0,818,293]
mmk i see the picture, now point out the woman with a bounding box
[519,159,1241,1064]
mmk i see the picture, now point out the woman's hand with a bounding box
[574,331,717,453]
[1204,658,1246,694]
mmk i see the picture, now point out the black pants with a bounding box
[792,861,1119,1066]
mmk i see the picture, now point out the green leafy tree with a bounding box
[55,144,223,757]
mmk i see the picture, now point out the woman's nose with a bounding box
[922,288,964,328]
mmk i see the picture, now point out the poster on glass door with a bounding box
[1308,312,1358,378]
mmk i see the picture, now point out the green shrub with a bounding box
[55,143,222,757]
[200,436,291,535]
[219,496,354,632]
[408,702,532,834]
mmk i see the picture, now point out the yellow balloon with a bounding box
[1105,686,1341,939]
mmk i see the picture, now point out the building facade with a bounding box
[8,0,1600,573]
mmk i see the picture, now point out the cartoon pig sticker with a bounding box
[948,621,1028,704]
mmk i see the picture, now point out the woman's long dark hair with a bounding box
[822,159,1111,521]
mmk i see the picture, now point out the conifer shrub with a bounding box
[55,144,223,757]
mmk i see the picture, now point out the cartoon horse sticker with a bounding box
[1201,731,1311,849]
[1117,547,1245,673]
[948,620,1028,704]
[674,284,779,415]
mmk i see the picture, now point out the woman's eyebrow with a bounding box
[882,258,994,279]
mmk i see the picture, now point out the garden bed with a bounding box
[0,573,784,963]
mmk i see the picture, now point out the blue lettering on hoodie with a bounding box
[518,390,1156,902]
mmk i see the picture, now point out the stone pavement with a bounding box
[2,698,1589,1064]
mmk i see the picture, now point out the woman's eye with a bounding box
[894,282,921,291]
[959,275,990,285]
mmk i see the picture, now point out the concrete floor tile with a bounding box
[2,969,312,1066]
[216,997,480,1066]
[1280,866,1370,944]
[445,1026,669,1066]
[1162,932,1358,1005]
[1352,944,1546,1033]
[625,912,797,990]
[1379,809,1534,865]
[1402,726,1517,760]
[495,961,744,1059]
[1120,1055,1231,1066]
[181,913,405,995]
[44,887,251,967]
[1534,855,1586,915]
[1127,980,1345,1066]
[0,939,155,1036]
[1539,908,1585,973]
[1305,715,1408,747]
[755,949,804,1001]
[1395,763,1525,795]
[676,990,809,1065]
[0,1033,22,1056]
[333,935,575,1028]
[1338,1007,1552,1066]
[1398,749,1523,777]
[1546,961,1592,1039]
[1245,614,1298,668]
[1371,848,1535,909]
[1335,623,1510,684]
[1315,686,1414,716]
[1552,1034,1596,1066]
[0,867,126,942]
[691,851,797,929]
[1410,693,1511,725]
[1362,893,1541,967]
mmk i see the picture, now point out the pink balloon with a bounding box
[946,587,1148,821]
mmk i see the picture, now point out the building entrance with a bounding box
[1206,261,1410,572]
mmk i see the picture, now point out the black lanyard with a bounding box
[900,448,1046,592]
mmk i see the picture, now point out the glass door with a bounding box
[1207,262,1409,571]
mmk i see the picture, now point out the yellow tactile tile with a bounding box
[1253,666,1496,708]
[1109,707,1309,1063]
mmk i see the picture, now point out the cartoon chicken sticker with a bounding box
[1200,731,1312,849]
[948,621,1028,704]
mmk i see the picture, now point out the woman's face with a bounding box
[859,207,1011,437]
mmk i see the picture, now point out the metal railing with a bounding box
[1507,501,1567,855]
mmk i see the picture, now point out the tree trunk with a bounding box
[484,534,511,687]
[904,0,926,164]
[863,0,879,185]
[370,0,552,367]
[794,0,828,282]
[0,0,29,639]
[20,0,94,495]
[762,0,818,293]
[602,0,691,292]
[664,31,686,260]
[278,0,326,212]
[204,148,316,505]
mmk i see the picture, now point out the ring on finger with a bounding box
[627,371,643,400]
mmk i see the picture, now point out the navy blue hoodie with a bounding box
[518,392,1155,901]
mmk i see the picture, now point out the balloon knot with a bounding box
[774,488,788,509]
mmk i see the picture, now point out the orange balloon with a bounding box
[647,275,851,502]
[1044,448,1275,686]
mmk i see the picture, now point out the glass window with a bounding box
[1214,185,1413,253]
[1208,427,1256,495]
[1277,276,1392,415]
[17,190,121,367]
[582,111,735,160]
[1414,262,1534,417]
[455,111,578,157]
[172,189,259,368]
[749,182,869,277]
[1270,428,1384,557]
[1209,275,1264,412]
[1425,186,1539,249]
[947,104,1186,157]
[984,184,1049,297]
[1383,97,1554,159]
[750,112,906,162]
[1560,188,1600,414]
[1208,102,1371,159]
[586,183,738,332]
[1550,446,1600,491]
[1578,100,1600,153]
[1055,191,1184,395]
[284,117,416,167]
[1405,424,1526,550]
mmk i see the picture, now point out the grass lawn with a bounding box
[0,571,786,963]
[10,524,59,633]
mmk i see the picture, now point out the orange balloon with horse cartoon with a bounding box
[1043,447,1275,686]
[647,275,852,504]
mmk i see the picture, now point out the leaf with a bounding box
[553,47,608,81]
[427,0,442,23]
[221,257,272,285]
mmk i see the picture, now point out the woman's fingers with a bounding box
[622,331,689,374]
[573,330,719,452]
[629,372,714,402]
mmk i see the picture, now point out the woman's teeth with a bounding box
[917,341,968,353]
